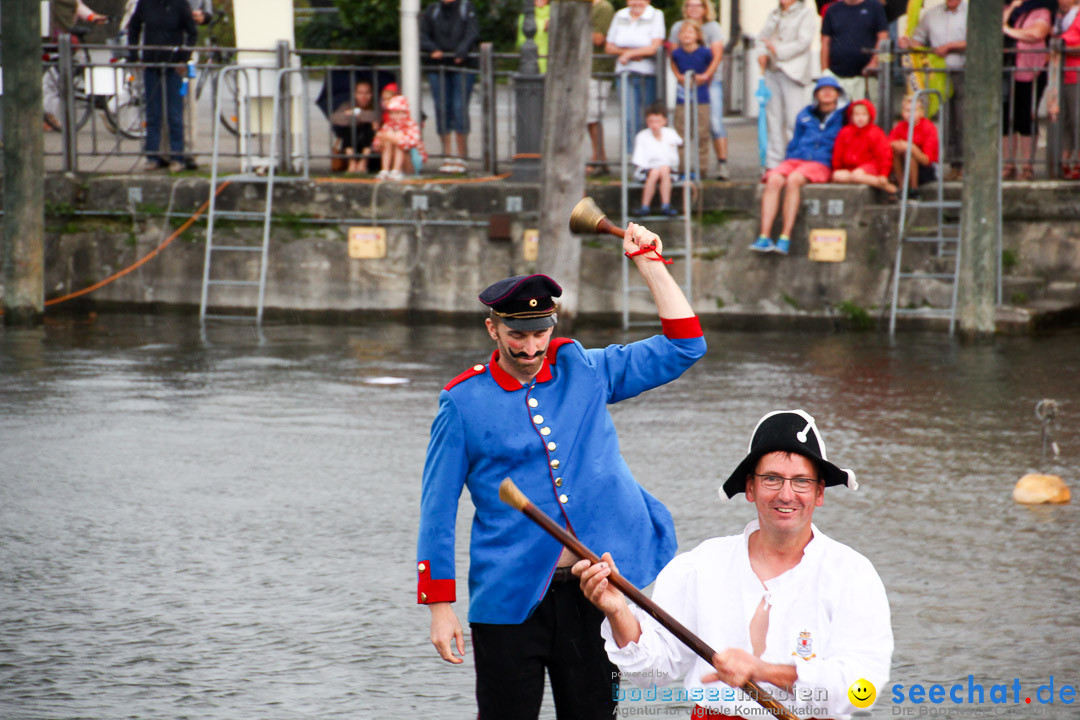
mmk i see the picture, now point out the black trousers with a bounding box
[471,573,618,720]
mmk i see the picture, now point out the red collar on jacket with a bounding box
[488,337,574,391]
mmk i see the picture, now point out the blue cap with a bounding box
[813,75,843,95]
[479,274,562,330]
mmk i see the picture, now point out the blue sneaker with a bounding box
[750,236,775,253]
[631,205,650,217]
[773,236,790,255]
[660,204,679,216]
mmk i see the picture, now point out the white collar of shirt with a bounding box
[624,4,658,22]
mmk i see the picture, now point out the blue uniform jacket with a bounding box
[417,317,707,624]
[786,101,848,167]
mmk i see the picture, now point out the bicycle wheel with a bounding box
[104,86,146,140]
[216,69,240,137]
[42,65,94,131]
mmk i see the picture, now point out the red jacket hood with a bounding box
[845,98,877,126]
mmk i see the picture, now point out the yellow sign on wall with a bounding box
[808,229,847,262]
[523,229,539,262]
[348,227,387,259]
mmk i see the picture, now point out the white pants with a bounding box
[764,69,811,170]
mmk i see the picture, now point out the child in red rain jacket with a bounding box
[831,98,897,196]
[888,95,940,198]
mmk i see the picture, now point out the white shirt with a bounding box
[911,1,968,70]
[631,126,682,171]
[602,521,893,719]
[606,4,666,75]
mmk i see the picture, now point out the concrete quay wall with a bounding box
[12,174,1080,330]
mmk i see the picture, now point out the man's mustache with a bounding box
[509,348,543,360]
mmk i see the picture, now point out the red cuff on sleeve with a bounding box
[417,561,456,604]
[661,316,703,339]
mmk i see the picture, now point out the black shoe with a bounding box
[183,158,199,171]
[907,187,920,200]
[631,205,650,217]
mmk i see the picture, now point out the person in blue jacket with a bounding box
[752,75,847,255]
[417,223,706,720]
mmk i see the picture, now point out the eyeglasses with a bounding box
[752,474,820,493]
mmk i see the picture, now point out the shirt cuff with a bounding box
[417,560,456,604]
[661,316,703,339]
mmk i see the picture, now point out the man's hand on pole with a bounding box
[429,602,465,664]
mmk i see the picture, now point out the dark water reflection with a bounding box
[1,315,1077,719]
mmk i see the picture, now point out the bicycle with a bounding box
[42,27,95,132]
[192,16,240,136]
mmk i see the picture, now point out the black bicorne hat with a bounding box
[720,409,858,500]
[479,274,562,331]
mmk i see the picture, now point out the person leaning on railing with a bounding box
[668,0,728,179]
[606,0,665,153]
[1051,0,1080,179]
[420,0,479,175]
[1002,0,1054,181]
[756,0,817,172]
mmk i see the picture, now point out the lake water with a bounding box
[1,314,1077,719]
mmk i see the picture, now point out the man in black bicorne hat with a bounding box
[574,409,894,718]
[417,224,706,719]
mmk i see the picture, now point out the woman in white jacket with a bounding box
[757,0,818,170]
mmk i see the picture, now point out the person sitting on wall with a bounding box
[888,94,939,199]
[831,98,897,198]
[631,102,684,217]
[752,76,847,256]
[373,95,427,181]
[330,79,381,174]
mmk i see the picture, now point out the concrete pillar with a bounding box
[1,0,45,326]
[957,0,1001,336]
[400,0,422,126]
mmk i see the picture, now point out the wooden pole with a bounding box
[1,0,46,326]
[957,0,1001,336]
[536,0,593,332]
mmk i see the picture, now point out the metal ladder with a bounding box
[888,89,962,336]
[200,65,311,325]
[617,71,697,331]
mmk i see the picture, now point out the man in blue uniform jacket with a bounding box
[417,223,707,719]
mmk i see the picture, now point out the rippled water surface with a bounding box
[1,315,1077,719]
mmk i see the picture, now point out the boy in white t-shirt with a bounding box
[631,102,683,216]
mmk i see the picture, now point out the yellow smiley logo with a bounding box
[848,678,876,709]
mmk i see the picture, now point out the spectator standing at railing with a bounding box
[1051,0,1080,178]
[127,0,197,173]
[420,0,480,174]
[42,0,108,132]
[606,0,666,153]
[752,76,847,256]
[587,0,616,176]
[898,0,966,180]
[757,0,818,171]
[820,0,888,102]
[517,0,550,73]
[670,20,712,179]
[1003,0,1055,180]
[668,0,728,179]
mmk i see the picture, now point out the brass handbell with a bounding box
[569,197,623,238]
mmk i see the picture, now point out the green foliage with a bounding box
[835,300,873,331]
[1010,291,1029,305]
[781,293,801,310]
[1001,248,1019,272]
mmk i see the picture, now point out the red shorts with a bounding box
[764,159,832,184]
[851,163,880,176]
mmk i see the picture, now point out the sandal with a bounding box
[1019,165,1034,181]
[1002,165,1016,180]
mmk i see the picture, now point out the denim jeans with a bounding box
[428,69,475,136]
[143,66,184,162]
[620,72,657,152]
[708,79,727,140]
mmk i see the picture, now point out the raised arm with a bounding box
[623,222,694,319]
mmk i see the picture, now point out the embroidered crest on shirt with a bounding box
[792,630,816,660]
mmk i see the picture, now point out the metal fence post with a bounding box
[654,44,666,111]
[58,33,78,172]
[878,38,893,130]
[480,42,496,175]
[276,40,291,174]
[1048,37,1063,179]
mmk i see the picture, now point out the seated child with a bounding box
[831,99,897,196]
[630,102,683,216]
[373,95,428,181]
[888,94,939,197]
[330,79,380,174]
[670,19,712,179]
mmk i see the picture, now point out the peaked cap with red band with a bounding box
[479,274,562,331]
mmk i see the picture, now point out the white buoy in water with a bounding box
[1012,474,1071,505]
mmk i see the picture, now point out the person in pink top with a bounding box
[1051,0,1080,178]
[1003,0,1055,180]
[373,95,428,181]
